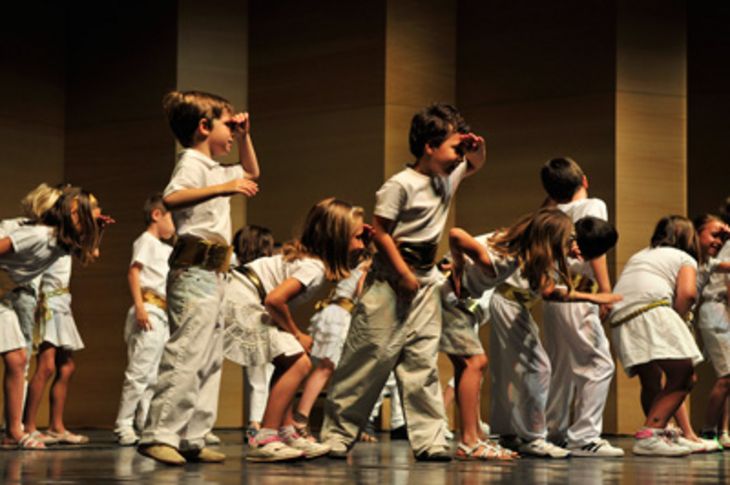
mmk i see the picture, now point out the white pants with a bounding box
[321,277,448,455]
[369,371,406,428]
[115,305,169,432]
[489,293,550,441]
[140,267,227,450]
[543,301,614,446]
[245,363,274,424]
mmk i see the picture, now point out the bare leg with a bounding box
[295,359,334,423]
[637,359,694,429]
[49,349,75,433]
[449,353,487,446]
[703,375,730,433]
[3,349,28,441]
[674,402,700,440]
[636,362,662,417]
[23,344,56,434]
[261,353,311,430]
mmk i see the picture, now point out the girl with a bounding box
[694,214,730,446]
[1,186,107,449]
[609,215,703,456]
[222,198,366,462]
[449,208,620,459]
[292,252,371,441]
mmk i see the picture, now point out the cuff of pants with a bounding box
[139,430,182,449]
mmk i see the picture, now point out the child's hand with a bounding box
[296,333,313,353]
[459,133,486,165]
[135,307,152,331]
[222,178,259,197]
[230,112,250,141]
[599,303,613,321]
[590,292,622,306]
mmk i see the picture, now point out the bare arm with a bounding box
[231,112,260,180]
[461,133,486,177]
[372,215,419,298]
[163,178,258,210]
[674,265,698,320]
[0,237,13,256]
[265,277,312,352]
[127,263,151,331]
[589,254,614,319]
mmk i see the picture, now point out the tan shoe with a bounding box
[138,444,187,466]
[181,447,226,463]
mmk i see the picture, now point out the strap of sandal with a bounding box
[18,433,45,449]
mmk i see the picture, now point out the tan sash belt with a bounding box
[314,296,356,314]
[495,283,539,309]
[398,242,438,272]
[142,289,167,311]
[608,299,671,328]
[236,265,267,304]
[169,235,232,273]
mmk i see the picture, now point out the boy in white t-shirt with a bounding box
[321,103,485,460]
[540,157,623,457]
[138,90,260,466]
[114,193,175,445]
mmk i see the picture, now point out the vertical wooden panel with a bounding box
[176,0,249,428]
[63,2,178,427]
[615,0,686,433]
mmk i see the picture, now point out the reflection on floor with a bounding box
[1,431,729,484]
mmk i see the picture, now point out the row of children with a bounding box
[3,89,729,466]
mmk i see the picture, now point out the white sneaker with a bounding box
[569,439,624,457]
[479,420,491,437]
[719,432,730,449]
[204,432,221,445]
[518,438,571,458]
[283,433,330,459]
[247,435,303,462]
[677,436,720,453]
[115,427,139,446]
[633,429,690,457]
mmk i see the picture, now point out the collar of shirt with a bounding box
[179,148,220,169]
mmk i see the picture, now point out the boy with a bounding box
[138,90,260,465]
[540,157,624,457]
[321,103,485,460]
[114,193,175,446]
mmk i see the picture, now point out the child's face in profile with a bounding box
[699,219,727,257]
[154,209,176,240]
[207,110,236,157]
[348,220,367,255]
[425,132,464,177]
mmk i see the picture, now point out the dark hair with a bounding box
[408,103,469,158]
[540,157,585,202]
[162,90,234,147]
[650,215,699,261]
[575,216,618,260]
[43,187,101,265]
[233,225,275,265]
[143,192,167,227]
[720,196,730,225]
[693,213,722,234]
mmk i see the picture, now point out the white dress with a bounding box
[40,255,84,351]
[610,247,703,376]
[697,241,730,377]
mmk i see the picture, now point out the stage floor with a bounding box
[1,430,728,484]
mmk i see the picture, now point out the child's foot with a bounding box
[138,444,186,466]
[632,428,690,457]
[1,433,47,450]
[247,430,303,463]
[568,439,624,457]
[46,429,90,444]
[293,422,317,443]
[115,427,139,446]
[455,440,515,461]
[204,432,221,445]
[180,447,226,463]
[389,425,408,440]
[518,438,571,458]
[719,431,730,449]
[359,420,378,442]
[28,430,60,445]
[280,427,330,459]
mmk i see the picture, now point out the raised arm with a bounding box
[231,112,260,180]
[461,133,486,177]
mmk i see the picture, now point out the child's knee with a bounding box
[295,353,312,374]
[4,349,27,373]
[467,354,488,371]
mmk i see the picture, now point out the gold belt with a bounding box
[169,235,232,273]
[314,296,356,314]
[142,289,167,311]
[572,274,598,294]
[495,283,538,309]
[34,287,71,349]
[236,265,267,303]
[398,242,438,271]
[609,299,671,328]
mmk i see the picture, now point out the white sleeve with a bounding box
[374,178,407,221]
[130,236,155,268]
[447,159,470,193]
[289,258,326,291]
[164,159,206,196]
[583,199,608,220]
[9,226,45,254]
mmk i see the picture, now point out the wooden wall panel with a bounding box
[63,2,177,428]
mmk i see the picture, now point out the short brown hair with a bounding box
[650,215,699,261]
[162,90,234,147]
[233,225,275,265]
[540,157,585,202]
[143,192,167,227]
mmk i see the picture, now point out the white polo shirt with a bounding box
[164,149,244,245]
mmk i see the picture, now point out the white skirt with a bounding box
[309,303,351,365]
[611,305,703,377]
[222,271,303,367]
[42,307,84,351]
[698,301,730,377]
[0,300,26,353]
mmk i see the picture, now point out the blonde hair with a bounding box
[282,198,363,281]
[21,183,64,221]
[43,187,102,265]
[488,208,574,292]
[162,90,234,147]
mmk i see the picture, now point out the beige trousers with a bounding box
[321,277,448,455]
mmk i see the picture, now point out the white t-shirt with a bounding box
[41,254,72,291]
[701,240,730,301]
[611,246,697,315]
[463,232,522,295]
[374,161,469,281]
[246,254,327,307]
[164,148,244,245]
[130,231,173,297]
[0,224,66,285]
[557,198,608,278]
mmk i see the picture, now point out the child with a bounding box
[0,187,107,449]
[292,254,370,440]
[222,198,366,462]
[138,90,260,466]
[609,215,702,456]
[321,103,486,461]
[449,209,620,459]
[114,193,175,446]
[694,214,730,445]
[539,157,624,457]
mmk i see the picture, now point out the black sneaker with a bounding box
[390,426,409,440]
[415,448,452,462]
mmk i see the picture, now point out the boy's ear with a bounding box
[198,118,212,136]
[151,207,164,222]
[582,175,589,189]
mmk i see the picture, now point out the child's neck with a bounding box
[412,158,436,176]
[571,186,588,201]
[146,225,162,240]
[190,141,214,159]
